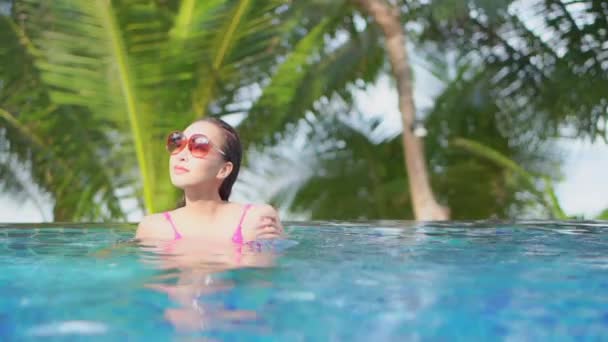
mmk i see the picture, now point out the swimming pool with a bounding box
[1,221,607,340]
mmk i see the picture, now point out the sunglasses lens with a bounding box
[166,132,186,154]
[190,135,212,158]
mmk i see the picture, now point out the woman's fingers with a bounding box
[254,214,284,239]
[257,225,278,234]
[256,232,282,240]
[256,225,282,239]
[257,216,277,229]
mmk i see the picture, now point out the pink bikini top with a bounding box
[162,204,253,244]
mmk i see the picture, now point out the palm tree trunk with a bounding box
[355,0,449,220]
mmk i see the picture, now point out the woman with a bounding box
[135,118,282,331]
[136,117,284,245]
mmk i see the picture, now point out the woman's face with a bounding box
[168,121,232,190]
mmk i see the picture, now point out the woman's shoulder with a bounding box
[135,211,175,239]
[239,203,279,218]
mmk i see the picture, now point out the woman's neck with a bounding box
[182,188,225,216]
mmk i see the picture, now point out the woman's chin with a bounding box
[171,178,211,191]
[170,175,195,189]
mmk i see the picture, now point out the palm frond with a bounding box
[417,0,608,141]
[1,104,127,221]
[161,0,288,118]
[238,17,332,145]
[14,0,166,213]
[236,109,413,220]
[422,61,563,219]
[451,137,566,219]
[1,11,127,221]
[239,14,385,147]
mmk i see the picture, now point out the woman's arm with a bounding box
[135,216,153,239]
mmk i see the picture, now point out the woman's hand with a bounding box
[243,204,285,241]
[255,215,284,240]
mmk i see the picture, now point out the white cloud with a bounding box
[555,139,608,218]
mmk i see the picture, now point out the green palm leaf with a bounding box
[1,11,121,221]
[161,0,288,118]
[240,10,385,147]
[417,0,608,141]
[238,17,332,144]
[14,0,163,213]
[451,137,566,219]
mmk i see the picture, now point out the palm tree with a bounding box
[1,0,292,220]
[0,13,126,221]
[237,0,449,220]
[422,63,565,219]
[240,0,608,219]
[235,0,588,221]
[236,111,416,220]
[353,0,448,220]
[416,0,608,141]
[236,62,564,220]
[237,0,605,220]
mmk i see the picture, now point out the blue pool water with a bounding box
[1,221,608,340]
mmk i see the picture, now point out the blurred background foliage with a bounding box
[1,0,607,222]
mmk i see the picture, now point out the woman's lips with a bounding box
[173,165,190,174]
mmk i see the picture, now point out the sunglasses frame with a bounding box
[166,131,226,158]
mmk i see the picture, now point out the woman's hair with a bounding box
[177,117,242,207]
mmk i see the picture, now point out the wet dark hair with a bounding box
[177,117,242,207]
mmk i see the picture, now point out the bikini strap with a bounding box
[163,211,182,240]
[232,204,253,244]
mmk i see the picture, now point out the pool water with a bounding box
[1,221,608,340]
